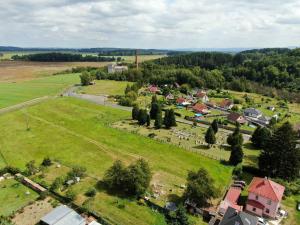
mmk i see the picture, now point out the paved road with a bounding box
[64,85,251,141]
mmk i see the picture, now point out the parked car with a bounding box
[233,180,246,187]
[257,217,268,225]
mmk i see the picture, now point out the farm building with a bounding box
[227,112,247,124]
[219,207,258,225]
[192,103,210,114]
[107,64,128,73]
[40,205,85,225]
[219,99,234,110]
[245,177,285,219]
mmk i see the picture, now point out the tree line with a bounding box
[12,52,117,62]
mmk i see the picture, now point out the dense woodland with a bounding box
[88,48,300,103]
[12,52,117,62]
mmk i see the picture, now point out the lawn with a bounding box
[0,179,39,216]
[77,80,133,96]
[0,73,80,108]
[0,97,233,225]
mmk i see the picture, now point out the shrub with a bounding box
[85,188,97,197]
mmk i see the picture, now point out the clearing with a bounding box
[77,80,133,96]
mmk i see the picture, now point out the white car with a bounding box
[257,217,269,225]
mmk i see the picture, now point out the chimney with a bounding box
[135,49,139,70]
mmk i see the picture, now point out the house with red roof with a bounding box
[219,99,234,110]
[192,103,210,114]
[245,177,285,219]
[195,91,209,103]
[176,97,191,106]
[227,112,247,124]
[148,85,159,94]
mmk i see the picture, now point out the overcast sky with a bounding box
[0,0,300,49]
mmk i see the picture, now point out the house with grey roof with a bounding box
[244,108,263,119]
[219,207,258,225]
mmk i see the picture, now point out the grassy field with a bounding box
[0,73,79,108]
[0,97,232,225]
[0,179,39,216]
[77,80,133,96]
[0,61,110,82]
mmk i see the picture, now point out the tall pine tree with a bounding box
[259,122,300,181]
[229,145,244,166]
[205,126,216,147]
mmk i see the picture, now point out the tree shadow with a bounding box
[96,180,133,200]
[193,144,210,150]
[167,194,183,204]
[243,142,259,150]
[220,145,231,151]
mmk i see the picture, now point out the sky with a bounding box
[0,0,300,49]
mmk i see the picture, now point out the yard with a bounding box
[0,97,233,225]
[0,179,39,216]
[77,80,133,96]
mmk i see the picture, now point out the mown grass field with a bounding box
[0,97,233,225]
[77,80,133,96]
[0,179,39,216]
[0,74,79,108]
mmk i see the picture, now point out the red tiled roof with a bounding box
[192,103,207,113]
[220,99,233,108]
[148,86,159,93]
[248,177,285,202]
[247,200,265,209]
[227,113,246,123]
[225,187,241,204]
[176,97,186,104]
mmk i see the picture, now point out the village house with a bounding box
[227,112,247,124]
[219,207,259,225]
[165,93,174,100]
[244,108,263,118]
[176,97,191,106]
[107,64,128,73]
[147,85,160,94]
[218,187,243,215]
[245,177,285,219]
[192,103,210,115]
[219,99,234,110]
[195,91,209,103]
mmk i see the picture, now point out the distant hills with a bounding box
[0,46,298,55]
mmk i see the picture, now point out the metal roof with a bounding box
[41,205,85,225]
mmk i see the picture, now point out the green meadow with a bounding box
[0,97,232,225]
[0,74,79,108]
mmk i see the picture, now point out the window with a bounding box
[266,209,270,214]
[255,195,259,200]
[253,207,256,212]
[267,200,271,205]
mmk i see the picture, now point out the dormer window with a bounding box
[255,195,259,200]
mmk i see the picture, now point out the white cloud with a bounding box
[0,0,299,48]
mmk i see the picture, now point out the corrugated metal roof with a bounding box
[41,205,85,225]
